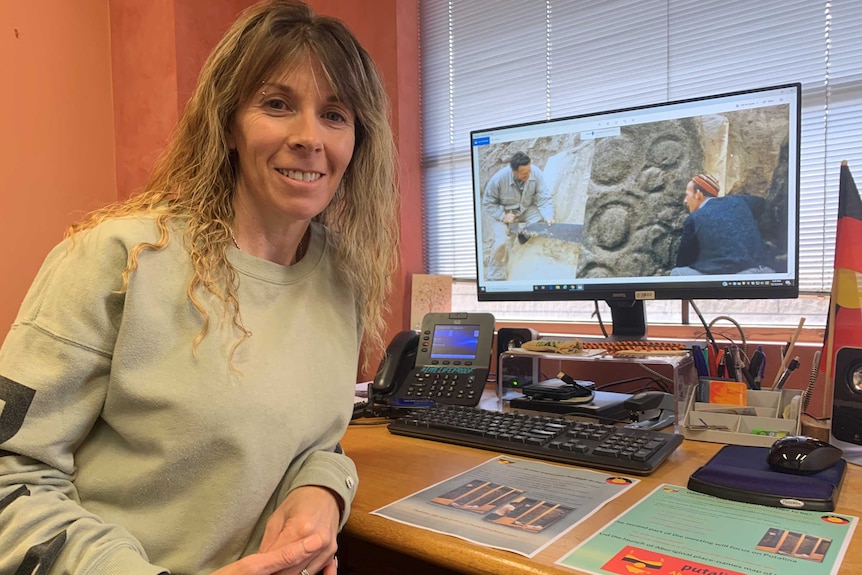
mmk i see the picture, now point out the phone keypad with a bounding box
[403,370,483,405]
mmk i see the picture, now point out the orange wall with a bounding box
[1,0,422,380]
[109,0,252,198]
[0,1,117,332]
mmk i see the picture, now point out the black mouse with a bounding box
[767,435,843,474]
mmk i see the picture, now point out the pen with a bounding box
[772,317,805,388]
[757,346,766,386]
[693,417,729,431]
[774,356,801,390]
[691,345,706,376]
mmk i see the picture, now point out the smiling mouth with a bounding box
[277,168,323,182]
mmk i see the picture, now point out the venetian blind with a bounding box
[420,0,862,295]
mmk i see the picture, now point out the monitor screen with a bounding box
[471,83,801,338]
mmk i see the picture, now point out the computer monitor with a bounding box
[471,83,801,339]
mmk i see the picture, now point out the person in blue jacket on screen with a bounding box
[671,173,774,276]
[482,151,555,280]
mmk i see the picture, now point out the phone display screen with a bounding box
[429,324,480,360]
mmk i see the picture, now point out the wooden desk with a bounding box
[339,422,862,575]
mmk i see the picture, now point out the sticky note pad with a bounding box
[709,380,748,406]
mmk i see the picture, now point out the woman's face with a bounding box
[228,57,356,227]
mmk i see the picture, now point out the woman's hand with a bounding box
[260,485,341,575]
[209,486,341,575]
[209,532,331,575]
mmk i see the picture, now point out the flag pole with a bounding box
[823,263,838,420]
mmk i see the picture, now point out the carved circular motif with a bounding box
[591,204,631,250]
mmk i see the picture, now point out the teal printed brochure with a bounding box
[558,484,856,575]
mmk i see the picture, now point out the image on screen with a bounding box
[470,83,801,324]
[430,324,481,360]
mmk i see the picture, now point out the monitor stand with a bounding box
[605,299,647,340]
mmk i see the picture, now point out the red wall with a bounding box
[0,1,118,332]
[1,0,422,380]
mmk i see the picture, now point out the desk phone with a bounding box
[371,312,495,410]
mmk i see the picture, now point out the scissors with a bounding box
[708,346,719,377]
[715,348,727,378]
[748,347,766,390]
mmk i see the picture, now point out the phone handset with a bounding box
[371,330,419,396]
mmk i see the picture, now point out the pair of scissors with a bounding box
[707,346,719,377]
[748,346,766,390]
[715,348,727,378]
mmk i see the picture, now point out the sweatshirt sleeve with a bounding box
[0,227,167,575]
[289,448,358,530]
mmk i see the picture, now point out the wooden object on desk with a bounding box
[802,415,832,442]
[338,423,862,575]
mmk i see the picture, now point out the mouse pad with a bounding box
[688,444,846,511]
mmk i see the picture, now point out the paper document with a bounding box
[371,455,637,557]
[558,484,857,575]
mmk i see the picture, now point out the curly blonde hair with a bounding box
[69,0,399,364]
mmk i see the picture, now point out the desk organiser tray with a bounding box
[681,388,802,447]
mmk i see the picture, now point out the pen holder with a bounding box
[680,385,802,447]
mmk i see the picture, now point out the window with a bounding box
[420,0,862,328]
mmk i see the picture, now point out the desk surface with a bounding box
[340,422,862,575]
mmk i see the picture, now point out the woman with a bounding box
[0,1,398,574]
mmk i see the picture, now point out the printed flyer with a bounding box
[372,455,637,557]
[558,484,856,575]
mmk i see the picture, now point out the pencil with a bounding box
[771,317,805,389]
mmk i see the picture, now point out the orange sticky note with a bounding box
[709,380,748,406]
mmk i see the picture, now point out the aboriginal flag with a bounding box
[821,161,862,377]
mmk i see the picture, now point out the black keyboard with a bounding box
[388,405,683,475]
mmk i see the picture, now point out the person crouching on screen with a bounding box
[0,1,398,574]
[671,173,774,276]
[482,151,555,280]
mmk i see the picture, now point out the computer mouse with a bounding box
[766,435,843,474]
